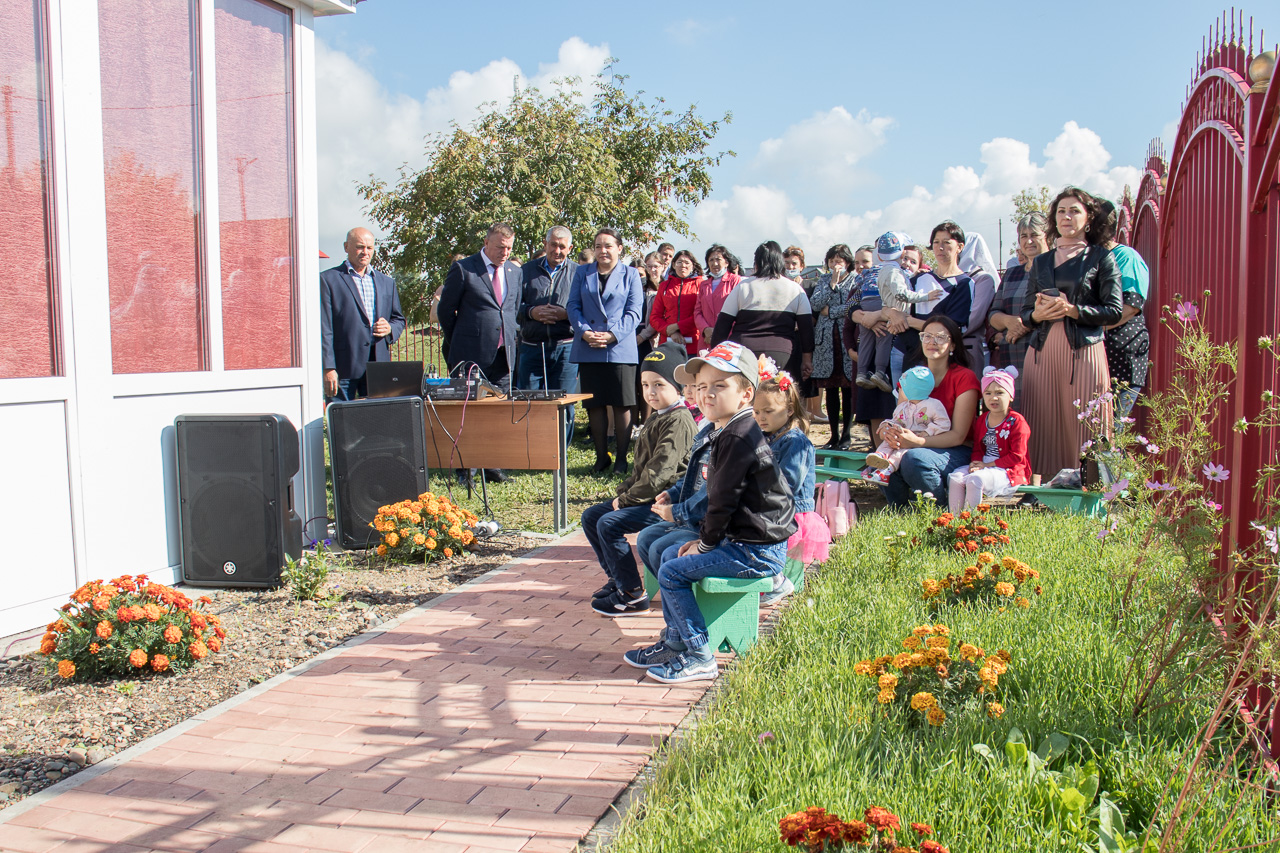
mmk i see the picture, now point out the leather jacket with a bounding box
[698,410,797,549]
[1019,245,1123,351]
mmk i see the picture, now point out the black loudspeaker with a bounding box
[327,396,429,550]
[174,414,302,587]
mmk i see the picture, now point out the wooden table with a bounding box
[421,393,591,533]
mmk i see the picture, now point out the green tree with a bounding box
[1010,185,1053,227]
[359,70,733,325]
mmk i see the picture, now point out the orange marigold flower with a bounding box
[207,635,221,653]
[926,706,946,726]
[151,654,170,672]
[910,692,937,711]
[163,625,182,643]
[443,547,453,558]
[57,659,76,678]
[997,519,1009,530]
[95,620,113,639]
[189,641,208,660]
[932,624,950,636]
[198,596,212,605]
[413,533,427,546]
[39,637,57,655]
[214,626,226,639]
[88,642,100,654]
[926,636,949,649]
[1015,596,1031,608]
[911,822,934,837]
[994,581,1015,597]
[959,643,980,661]
[921,841,950,853]
[91,594,113,611]
[865,806,900,832]
[143,603,162,622]
[965,542,979,552]
[902,636,921,650]
[426,539,438,550]
[975,524,990,534]
[116,606,134,623]
[911,625,934,637]
[976,551,995,565]
[876,688,895,704]
[189,613,207,630]
[878,673,898,690]
[129,649,148,668]
[986,701,1005,719]
[376,544,387,556]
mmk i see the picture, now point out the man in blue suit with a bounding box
[321,227,407,400]
[438,222,523,484]
[438,222,522,394]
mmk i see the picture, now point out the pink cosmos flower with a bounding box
[1202,462,1230,482]
[1175,301,1199,323]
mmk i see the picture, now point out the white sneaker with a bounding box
[761,574,795,606]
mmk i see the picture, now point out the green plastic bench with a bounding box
[814,449,869,482]
[641,567,774,654]
[1014,485,1107,518]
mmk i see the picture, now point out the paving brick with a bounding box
[470,786,568,813]
[188,813,294,841]
[386,776,484,803]
[336,808,442,838]
[405,798,506,826]
[320,787,422,815]
[122,825,240,852]
[494,809,597,835]
[270,824,375,852]
[424,824,532,851]
[0,825,73,853]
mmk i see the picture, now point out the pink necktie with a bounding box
[491,263,504,348]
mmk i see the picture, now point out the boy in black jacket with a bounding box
[623,341,796,683]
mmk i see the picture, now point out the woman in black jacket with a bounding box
[1019,186,1123,477]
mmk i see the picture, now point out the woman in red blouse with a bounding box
[648,250,704,356]
[876,316,979,506]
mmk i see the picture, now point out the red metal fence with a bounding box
[1129,11,1279,748]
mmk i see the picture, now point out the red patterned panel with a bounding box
[99,0,205,374]
[0,1,58,379]
[215,0,296,370]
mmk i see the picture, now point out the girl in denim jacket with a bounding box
[753,360,831,600]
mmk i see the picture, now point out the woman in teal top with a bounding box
[1098,201,1150,420]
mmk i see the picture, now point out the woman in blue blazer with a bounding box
[567,228,643,473]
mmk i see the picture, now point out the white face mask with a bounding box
[830,265,846,279]
[785,268,802,279]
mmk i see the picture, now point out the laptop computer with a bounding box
[365,361,425,399]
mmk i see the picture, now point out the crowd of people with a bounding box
[321,184,1148,683]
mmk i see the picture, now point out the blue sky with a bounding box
[314,0,1265,261]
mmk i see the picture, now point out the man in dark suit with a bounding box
[438,222,523,484]
[438,222,522,393]
[320,227,406,400]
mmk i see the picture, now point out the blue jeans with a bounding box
[330,375,367,402]
[637,520,700,575]
[581,500,661,591]
[881,444,973,507]
[890,348,905,391]
[517,340,579,446]
[658,540,785,650]
[1115,385,1142,422]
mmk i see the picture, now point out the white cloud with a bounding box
[691,120,1142,263]
[314,37,610,254]
[750,107,894,203]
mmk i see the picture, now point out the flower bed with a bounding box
[39,576,225,680]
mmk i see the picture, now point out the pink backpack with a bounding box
[815,480,856,538]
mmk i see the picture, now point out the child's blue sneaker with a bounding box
[645,650,718,683]
[623,639,680,669]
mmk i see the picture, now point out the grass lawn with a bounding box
[604,506,1277,852]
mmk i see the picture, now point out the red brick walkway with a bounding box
[0,533,725,853]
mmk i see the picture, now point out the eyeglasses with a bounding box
[920,333,951,345]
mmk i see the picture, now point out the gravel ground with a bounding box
[0,532,543,811]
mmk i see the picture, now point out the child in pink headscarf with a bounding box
[947,366,1031,512]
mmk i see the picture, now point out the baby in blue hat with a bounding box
[863,365,952,484]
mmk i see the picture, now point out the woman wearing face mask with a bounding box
[986,213,1048,408]
[784,245,824,424]
[1019,187,1123,477]
[808,244,859,449]
[693,244,742,350]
